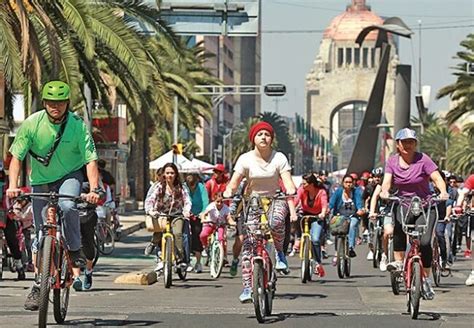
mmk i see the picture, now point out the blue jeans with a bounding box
[310,220,325,264]
[348,216,360,249]
[436,221,453,263]
[32,170,83,252]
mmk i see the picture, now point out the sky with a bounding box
[260,0,473,118]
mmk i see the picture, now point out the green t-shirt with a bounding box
[9,110,98,185]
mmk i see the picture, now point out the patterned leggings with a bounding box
[241,199,288,289]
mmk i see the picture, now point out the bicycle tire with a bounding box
[210,241,225,279]
[388,237,395,263]
[336,237,345,279]
[163,236,173,288]
[344,241,351,278]
[98,225,115,255]
[432,238,441,287]
[301,236,310,283]
[92,232,100,267]
[38,236,54,328]
[265,269,275,316]
[252,260,266,323]
[390,271,401,295]
[409,262,422,319]
[53,246,70,323]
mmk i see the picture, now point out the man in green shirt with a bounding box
[6,80,101,310]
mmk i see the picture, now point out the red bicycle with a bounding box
[16,192,88,328]
[389,195,440,319]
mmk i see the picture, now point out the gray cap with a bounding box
[395,128,417,141]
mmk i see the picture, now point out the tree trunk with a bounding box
[128,110,150,202]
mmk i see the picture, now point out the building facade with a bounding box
[305,0,399,170]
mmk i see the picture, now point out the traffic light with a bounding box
[264,84,286,97]
[172,143,183,155]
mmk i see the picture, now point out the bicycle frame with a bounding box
[403,237,426,291]
[299,216,313,260]
[161,218,175,263]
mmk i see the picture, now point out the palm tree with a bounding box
[229,116,259,165]
[447,132,474,176]
[419,124,452,170]
[259,112,294,159]
[437,34,474,133]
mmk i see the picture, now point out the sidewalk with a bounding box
[120,210,146,238]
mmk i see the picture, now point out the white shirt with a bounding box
[234,150,291,196]
[205,202,230,225]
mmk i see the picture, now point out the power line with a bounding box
[261,24,473,34]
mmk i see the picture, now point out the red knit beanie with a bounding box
[248,121,275,143]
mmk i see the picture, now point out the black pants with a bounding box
[190,219,203,253]
[283,212,291,254]
[4,219,22,260]
[80,214,98,262]
[393,204,437,268]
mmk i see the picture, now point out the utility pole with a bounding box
[418,20,422,94]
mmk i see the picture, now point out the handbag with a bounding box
[329,214,350,236]
[145,215,167,232]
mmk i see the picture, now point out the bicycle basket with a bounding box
[145,215,167,232]
[329,214,350,236]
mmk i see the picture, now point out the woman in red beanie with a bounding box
[224,121,297,303]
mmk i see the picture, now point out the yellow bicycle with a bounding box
[299,215,316,283]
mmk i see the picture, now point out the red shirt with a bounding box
[464,174,474,190]
[205,176,228,202]
[295,185,328,215]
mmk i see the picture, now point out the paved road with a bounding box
[1,229,473,327]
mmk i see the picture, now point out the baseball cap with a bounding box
[214,163,225,172]
[395,128,417,141]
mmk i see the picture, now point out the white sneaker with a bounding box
[288,249,296,257]
[379,253,388,272]
[423,277,435,300]
[154,261,164,272]
[326,239,334,246]
[362,229,369,237]
[366,250,374,260]
[202,249,208,257]
[466,271,474,286]
[387,261,403,272]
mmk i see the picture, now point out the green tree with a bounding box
[447,132,474,176]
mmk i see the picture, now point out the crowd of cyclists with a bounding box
[0,80,473,322]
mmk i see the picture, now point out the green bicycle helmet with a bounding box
[41,81,70,101]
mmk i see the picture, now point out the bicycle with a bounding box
[16,192,89,328]
[243,191,291,323]
[331,215,352,279]
[202,220,232,279]
[369,212,384,269]
[153,212,187,288]
[388,195,440,320]
[95,215,115,256]
[299,215,316,283]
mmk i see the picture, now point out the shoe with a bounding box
[223,257,229,266]
[288,249,296,257]
[83,270,93,290]
[154,261,164,272]
[464,249,472,259]
[379,253,388,272]
[326,239,334,246]
[239,288,252,303]
[201,249,208,257]
[17,267,26,281]
[332,256,337,267]
[466,271,474,286]
[356,237,362,246]
[387,261,403,272]
[144,243,156,256]
[26,262,35,272]
[230,258,239,277]
[69,250,86,267]
[194,263,203,273]
[186,264,194,272]
[322,249,329,259]
[178,262,188,272]
[316,264,325,278]
[422,277,435,300]
[366,250,374,260]
[275,251,288,271]
[349,248,357,258]
[24,285,40,311]
[72,277,83,291]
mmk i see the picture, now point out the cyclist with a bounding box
[455,173,474,285]
[368,167,393,271]
[6,80,101,310]
[199,192,234,251]
[184,173,209,273]
[224,121,297,303]
[206,164,228,202]
[144,162,191,272]
[329,174,365,260]
[295,173,328,276]
[380,128,448,300]
[434,171,454,270]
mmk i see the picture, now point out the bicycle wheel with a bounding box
[92,232,100,267]
[432,238,441,287]
[98,225,115,255]
[252,260,266,323]
[163,236,173,288]
[210,241,225,279]
[409,262,422,319]
[0,238,4,280]
[38,236,54,328]
[264,268,276,316]
[390,271,401,295]
[53,246,71,324]
[372,232,381,268]
[336,237,345,279]
[344,239,351,278]
[301,236,311,283]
